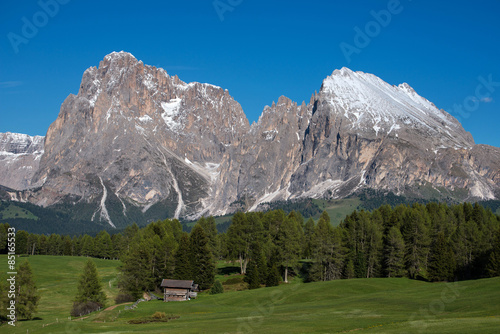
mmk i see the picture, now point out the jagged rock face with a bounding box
[288,68,496,201]
[3,54,499,225]
[30,52,249,222]
[0,133,44,190]
[210,96,313,215]
[212,68,499,213]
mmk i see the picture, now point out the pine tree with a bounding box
[111,233,124,260]
[173,233,192,280]
[266,249,281,287]
[365,219,383,278]
[266,263,281,287]
[384,226,406,277]
[402,207,431,279]
[189,224,215,290]
[310,211,342,281]
[17,261,40,320]
[0,279,8,320]
[80,234,95,257]
[276,216,302,283]
[343,257,355,279]
[62,235,73,256]
[487,229,500,277]
[72,259,106,317]
[95,231,112,259]
[354,251,367,278]
[244,260,261,289]
[428,233,456,282]
[210,280,224,294]
[198,216,219,258]
[227,212,263,274]
[117,237,154,299]
[15,230,29,255]
[303,218,315,259]
[74,259,106,307]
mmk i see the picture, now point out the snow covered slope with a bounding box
[320,68,474,148]
[0,132,44,190]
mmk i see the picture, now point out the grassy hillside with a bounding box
[1,255,499,333]
[0,255,120,332]
[312,198,362,226]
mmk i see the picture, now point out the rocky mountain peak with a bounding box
[101,51,140,69]
[317,68,474,149]
[0,132,45,190]
[2,55,498,227]
[0,132,44,154]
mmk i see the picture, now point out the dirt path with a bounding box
[103,302,132,312]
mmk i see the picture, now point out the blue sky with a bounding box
[1,0,499,146]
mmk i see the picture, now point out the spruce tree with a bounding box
[95,231,112,259]
[384,226,406,277]
[266,250,281,287]
[198,216,218,258]
[276,216,302,283]
[0,279,8,320]
[354,251,367,278]
[80,234,95,257]
[244,260,261,289]
[17,261,40,320]
[173,233,192,280]
[189,224,215,290]
[74,259,106,307]
[487,229,500,277]
[303,218,315,259]
[402,208,431,279]
[266,264,281,287]
[210,280,224,294]
[428,233,456,282]
[118,237,155,299]
[343,257,355,279]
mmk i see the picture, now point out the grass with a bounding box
[0,255,120,332]
[0,204,38,220]
[1,255,499,333]
[313,198,362,226]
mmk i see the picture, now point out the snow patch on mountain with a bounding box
[321,68,473,148]
[161,98,183,131]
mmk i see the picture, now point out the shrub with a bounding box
[70,301,102,317]
[151,311,166,319]
[222,276,244,285]
[128,314,180,324]
[210,280,224,295]
[115,293,136,304]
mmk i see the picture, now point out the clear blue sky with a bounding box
[1,0,499,146]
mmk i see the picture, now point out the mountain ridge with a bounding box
[1,51,499,228]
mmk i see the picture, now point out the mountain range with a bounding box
[1,51,499,230]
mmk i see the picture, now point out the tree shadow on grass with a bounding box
[217,265,241,276]
[18,317,43,321]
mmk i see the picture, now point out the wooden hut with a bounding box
[160,279,198,302]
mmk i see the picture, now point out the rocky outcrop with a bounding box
[2,53,499,226]
[0,133,44,190]
[210,68,499,215]
[29,51,249,225]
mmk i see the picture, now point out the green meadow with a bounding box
[1,255,499,333]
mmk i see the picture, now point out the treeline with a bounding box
[217,202,500,286]
[1,202,500,298]
[0,224,126,259]
[319,202,500,281]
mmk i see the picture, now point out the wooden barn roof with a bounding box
[161,279,194,289]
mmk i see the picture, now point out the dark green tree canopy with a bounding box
[17,261,40,320]
[75,259,106,307]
